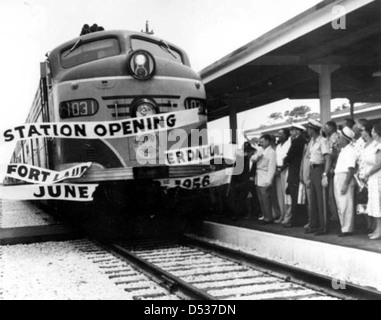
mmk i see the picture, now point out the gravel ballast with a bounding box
[0,200,57,228]
[0,240,134,300]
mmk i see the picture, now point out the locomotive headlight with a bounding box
[135,54,147,65]
[136,103,155,117]
[132,98,160,161]
[128,50,155,80]
[132,98,159,118]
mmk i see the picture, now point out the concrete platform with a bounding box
[0,200,56,229]
[207,217,381,254]
[0,200,82,245]
[0,225,82,246]
[197,220,381,292]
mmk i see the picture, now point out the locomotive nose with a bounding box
[128,50,155,80]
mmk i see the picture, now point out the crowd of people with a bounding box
[222,118,381,240]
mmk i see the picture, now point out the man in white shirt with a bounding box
[334,127,357,236]
[353,119,368,160]
[274,129,292,224]
[251,134,277,224]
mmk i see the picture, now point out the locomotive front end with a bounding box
[42,30,212,235]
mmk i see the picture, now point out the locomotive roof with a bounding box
[49,30,184,59]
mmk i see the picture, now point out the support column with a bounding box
[350,100,355,120]
[309,65,340,125]
[229,104,238,145]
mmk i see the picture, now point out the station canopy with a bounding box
[200,0,381,121]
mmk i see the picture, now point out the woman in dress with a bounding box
[356,123,374,233]
[363,123,381,240]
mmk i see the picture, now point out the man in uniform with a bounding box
[305,120,332,235]
[325,121,339,222]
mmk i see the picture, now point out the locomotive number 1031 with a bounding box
[59,99,99,119]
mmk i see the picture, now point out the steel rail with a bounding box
[182,235,381,301]
[99,241,215,300]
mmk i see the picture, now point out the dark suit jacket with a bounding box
[283,135,306,185]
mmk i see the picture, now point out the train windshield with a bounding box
[131,38,183,64]
[61,38,120,68]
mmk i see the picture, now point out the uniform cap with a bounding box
[291,123,307,132]
[307,119,322,130]
[341,126,355,141]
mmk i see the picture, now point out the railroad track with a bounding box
[182,235,381,300]
[76,239,180,300]
[99,236,377,300]
[2,235,378,300]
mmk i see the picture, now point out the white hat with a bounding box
[307,119,322,130]
[291,123,306,132]
[341,127,355,141]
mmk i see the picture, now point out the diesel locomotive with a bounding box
[7,28,212,236]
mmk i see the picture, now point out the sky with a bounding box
[0,0,325,168]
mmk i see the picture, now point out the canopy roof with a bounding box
[200,0,381,121]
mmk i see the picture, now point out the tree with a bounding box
[307,112,320,119]
[262,105,314,130]
[288,105,311,119]
[269,112,283,121]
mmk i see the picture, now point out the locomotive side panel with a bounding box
[5,83,49,185]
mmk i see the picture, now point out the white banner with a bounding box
[0,184,98,202]
[156,168,234,190]
[165,144,237,166]
[2,163,92,185]
[0,109,203,144]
